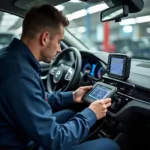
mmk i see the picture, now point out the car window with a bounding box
[61,0,150,60]
[0,11,22,49]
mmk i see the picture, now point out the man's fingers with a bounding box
[105,102,111,108]
[102,98,111,104]
[82,86,93,91]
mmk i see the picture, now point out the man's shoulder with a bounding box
[0,46,38,86]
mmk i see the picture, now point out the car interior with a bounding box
[1,0,150,150]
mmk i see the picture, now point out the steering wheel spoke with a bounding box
[64,67,75,81]
[53,84,58,91]
[50,67,58,75]
[54,83,67,91]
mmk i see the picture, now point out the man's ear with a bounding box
[40,31,50,46]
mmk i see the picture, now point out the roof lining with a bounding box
[0,0,69,18]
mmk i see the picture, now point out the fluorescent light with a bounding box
[87,4,108,14]
[123,25,133,33]
[70,0,81,3]
[0,13,19,31]
[66,9,87,21]
[66,14,74,21]
[120,15,150,26]
[136,15,150,23]
[55,5,65,11]
[120,18,136,26]
[66,3,108,21]
[73,9,87,19]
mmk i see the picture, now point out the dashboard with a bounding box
[81,52,107,79]
[82,59,104,79]
[40,50,150,124]
[79,51,150,124]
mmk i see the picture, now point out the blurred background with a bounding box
[1,0,150,60]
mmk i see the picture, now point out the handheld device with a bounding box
[107,54,131,80]
[83,82,117,103]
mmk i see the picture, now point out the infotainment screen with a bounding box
[107,54,131,80]
[110,57,124,76]
[88,85,111,100]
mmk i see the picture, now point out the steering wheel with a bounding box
[47,47,82,92]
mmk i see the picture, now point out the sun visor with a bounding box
[14,0,68,10]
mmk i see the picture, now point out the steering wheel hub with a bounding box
[47,47,82,92]
[53,68,63,83]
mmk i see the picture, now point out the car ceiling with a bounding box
[0,0,149,38]
[0,0,69,17]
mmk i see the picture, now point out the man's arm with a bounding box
[3,74,96,150]
[45,91,74,112]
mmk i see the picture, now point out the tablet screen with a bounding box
[88,85,111,100]
[110,57,124,76]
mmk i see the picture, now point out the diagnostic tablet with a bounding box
[83,82,117,103]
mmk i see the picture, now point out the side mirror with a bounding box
[100,5,129,22]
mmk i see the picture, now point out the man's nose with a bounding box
[57,45,62,53]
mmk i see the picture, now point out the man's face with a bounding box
[40,26,64,63]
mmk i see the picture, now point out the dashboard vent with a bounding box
[116,82,134,96]
[102,77,135,96]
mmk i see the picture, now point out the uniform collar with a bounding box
[9,38,41,71]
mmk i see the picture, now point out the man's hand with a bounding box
[73,86,92,103]
[89,98,111,120]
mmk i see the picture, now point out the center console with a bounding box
[96,75,135,139]
[95,54,135,139]
[102,76,135,113]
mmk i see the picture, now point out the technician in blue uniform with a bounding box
[0,4,120,150]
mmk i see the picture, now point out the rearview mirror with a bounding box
[100,5,129,22]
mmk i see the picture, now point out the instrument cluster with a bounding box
[82,59,105,79]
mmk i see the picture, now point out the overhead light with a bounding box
[123,25,133,33]
[70,0,81,3]
[55,5,65,11]
[87,4,108,14]
[66,3,108,21]
[136,15,150,23]
[120,15,150,26]
[72,9,87,19]
[66,9,87,21]
[66,14,74,21]
[120,18,136,26]
[77,26,87,33]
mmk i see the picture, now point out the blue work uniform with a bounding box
[0,38,97,150]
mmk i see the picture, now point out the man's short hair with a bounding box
[22,4,69,38]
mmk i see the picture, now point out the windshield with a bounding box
[62,0,150,60]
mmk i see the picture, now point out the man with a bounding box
[0,4,120,150]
